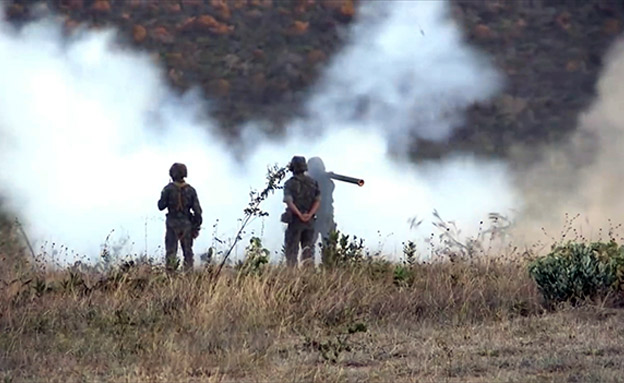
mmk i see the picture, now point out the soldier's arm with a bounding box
[283,181,304,220]
[157,186,169,211]
[308,199,321,216]
[301,182,321,222]
[191,189,203,226]
[286,200,304,220]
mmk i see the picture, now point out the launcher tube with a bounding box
[327,172,365,187]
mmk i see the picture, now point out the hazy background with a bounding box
[512,39,624,246]
[10,0,621,265]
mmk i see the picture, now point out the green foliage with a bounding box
[236,237,269,276]
[393,265,410,287]
[392,241,423,287]
[215,164,287,279]
[320,230,365,268]
[32,277,48,297]
[528,241,624,304]
[60,269,87,294]
[165,255,180,272]
[244,165,288,217]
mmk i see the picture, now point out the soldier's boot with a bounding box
[182,255,193,271]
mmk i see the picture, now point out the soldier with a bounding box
[307,157,336,247]
[282,156,321,267]
[158,163,202,271]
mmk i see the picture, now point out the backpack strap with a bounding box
[172,181,189,211]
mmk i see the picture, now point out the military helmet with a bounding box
[169,162,188,181]
[307,157,326,174]
[288,156,307,173]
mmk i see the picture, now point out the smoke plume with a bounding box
[513,39,624,244]
[0,1,516,264]
[304,0,501,151]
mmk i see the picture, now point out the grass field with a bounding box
[2,233,623,383]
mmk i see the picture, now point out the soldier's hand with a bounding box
[301,213,312,223]
[192,227,200,239]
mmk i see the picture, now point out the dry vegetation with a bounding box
[2,232,624,382]
[2,1,624,381]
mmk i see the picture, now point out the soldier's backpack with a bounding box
[292,176,318,213]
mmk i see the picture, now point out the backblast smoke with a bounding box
[513,39,624,245]
[0,1,517,264]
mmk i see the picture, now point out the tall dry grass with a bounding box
[0,254,544,382]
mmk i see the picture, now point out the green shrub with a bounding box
[236,237,269,276]
[393,265,411,287]
[528,241,624,304]
[320,230,365,268]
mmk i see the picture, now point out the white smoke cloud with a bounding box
[305,0,501,149]
[513,39,624,244]
[0,1,516,265]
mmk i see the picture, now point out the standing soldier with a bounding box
[281,156,321,267]
[158,163,202,271]
[307,157,365,265]
[307,157,336,247]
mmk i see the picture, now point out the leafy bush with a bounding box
[320,230,365,268]
[236,237,269,276]
[528,241,624,304]
[393,265,411,287]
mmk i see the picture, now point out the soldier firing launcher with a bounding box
[327,172,365,187]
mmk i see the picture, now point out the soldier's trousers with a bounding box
[284,221,315,267]
[165,221,194,271]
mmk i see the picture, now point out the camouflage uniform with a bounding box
[158,170,202,270]
[283,173,321,266]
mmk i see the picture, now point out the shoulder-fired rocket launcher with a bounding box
[326,172,365,187]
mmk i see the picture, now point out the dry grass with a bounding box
[0,251,623,382]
